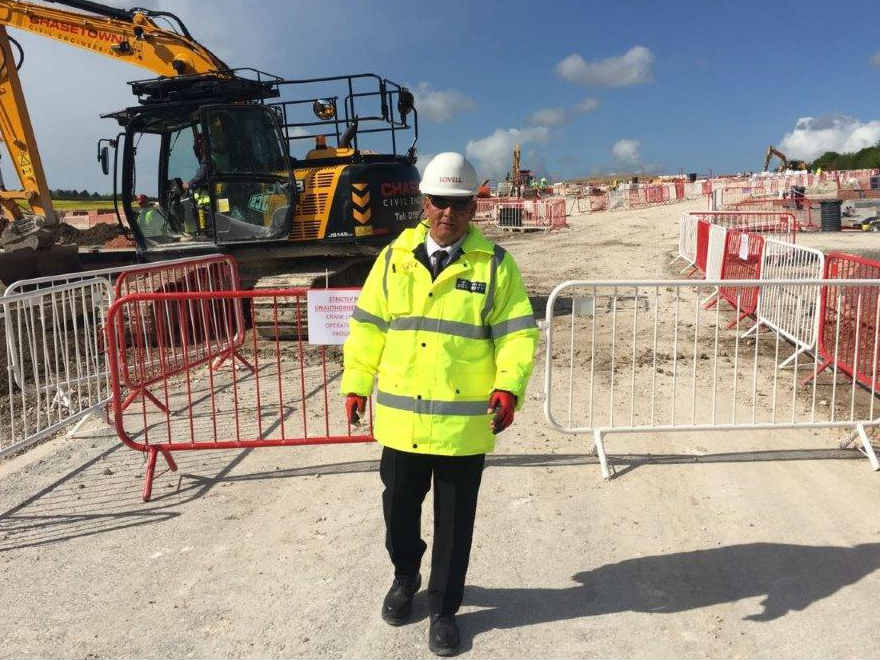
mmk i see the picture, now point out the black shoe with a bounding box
[381,574,422,625]
[428,613,460,656]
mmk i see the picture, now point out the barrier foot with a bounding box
[778,346,811,369]
[121,387,169,414]
[142,389,169,414]
[212,350,255,375]
[855,424,880,471]
[740,322,760,339]
[120,388,140,412]
[701,287,719,308]
[143,448,158,502]
[726,310,752,330]
[594,429,611,480]
[160,447,178,473]
[801,359,831,387]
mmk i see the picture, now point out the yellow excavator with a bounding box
[0,0,421,292]
[763,145,809,172]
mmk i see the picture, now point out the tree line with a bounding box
[50,189,114,200]
[811,142,880,171]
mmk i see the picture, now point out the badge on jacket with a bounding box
[456,278,487,294]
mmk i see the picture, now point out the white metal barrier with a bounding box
[2,254,233,452]
[675,214,699,271]
[2,279,111,458]
[543,278,880,479]
[743,240,825,367]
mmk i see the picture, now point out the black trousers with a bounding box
[380,445,486,616]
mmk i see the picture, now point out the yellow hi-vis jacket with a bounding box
[342,221,538,455]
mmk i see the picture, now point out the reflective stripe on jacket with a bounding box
[341,221,538,455]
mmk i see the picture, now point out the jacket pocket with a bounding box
[386,271,414,316]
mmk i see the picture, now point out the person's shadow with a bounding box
[455,542,880,649]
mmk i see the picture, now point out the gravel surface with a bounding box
[2,198,880,658]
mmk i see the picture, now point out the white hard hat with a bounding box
[419,152,478,197]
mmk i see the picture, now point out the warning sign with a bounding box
[307,289,361,345]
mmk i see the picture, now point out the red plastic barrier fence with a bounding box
[811,253,880,391]
[106,288,374,501]
[675,180,685,200]
[691,219,711,277]
[717,230,764,327]
[590,193,608,211]
[111,255,250,414]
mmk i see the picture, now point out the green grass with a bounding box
[16,199,116,212]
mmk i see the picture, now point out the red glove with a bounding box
[345,393,366,425]
[488,390,516,434]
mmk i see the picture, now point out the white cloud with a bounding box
[528,107,568,127]
[465,127,550,180]
[528,98,599,127]
[556,46,654,87]
[575,97,600,113]
[612,139,641,164]
[778,114,880,162]
[871,51,880,68]
[412,82,475,123]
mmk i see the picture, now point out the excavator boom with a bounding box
[0,0,229,248]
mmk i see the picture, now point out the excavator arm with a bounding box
[0,0,229,245]
[763,145,789,172]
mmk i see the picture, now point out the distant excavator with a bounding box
[763,145,809,172]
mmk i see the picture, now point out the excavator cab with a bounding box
[102,73,295,255]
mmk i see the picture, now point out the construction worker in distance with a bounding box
[342,152,538,656]
[135,194,166,239]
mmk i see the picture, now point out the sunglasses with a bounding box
[427,195,473,210]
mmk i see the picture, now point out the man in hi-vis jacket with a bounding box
[342,152,537,656]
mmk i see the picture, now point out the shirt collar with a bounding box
[426,231,466,259]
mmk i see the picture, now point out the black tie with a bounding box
[431,249,449,279]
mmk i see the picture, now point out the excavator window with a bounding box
[123,105,292,249]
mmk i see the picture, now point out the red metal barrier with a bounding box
[474,198,498,222]
[629,185,670,208]
[810,253,880,391]
[689,211,797,243]
[111,255,251,414]
[731,197,818,230]
[717,230,764,327]
[106,288,374,501]
[495,198,567,229]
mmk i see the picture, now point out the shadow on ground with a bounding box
[451,542,880,652]
[0,442,251,552]
[0,446,865,552]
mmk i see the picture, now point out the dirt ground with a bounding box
[3,198,880,659]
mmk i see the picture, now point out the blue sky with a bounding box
[3,0,880,192]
